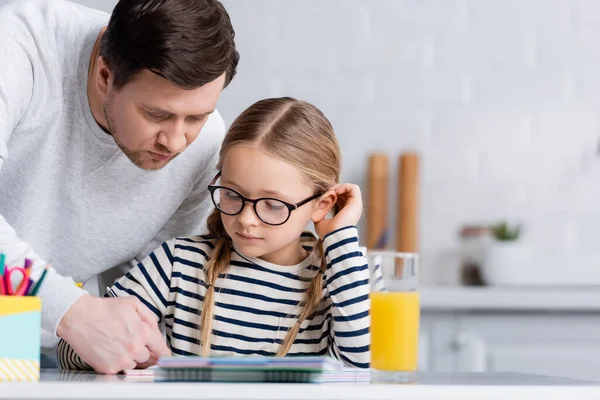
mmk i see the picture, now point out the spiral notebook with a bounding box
[125,356,369,383]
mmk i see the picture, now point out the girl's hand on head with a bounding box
[314,183,363,239]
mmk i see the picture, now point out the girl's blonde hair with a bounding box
[199,97,341,357]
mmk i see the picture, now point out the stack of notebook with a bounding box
[125,356,365,383]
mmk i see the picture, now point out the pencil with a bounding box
[0,253,5,276]
[23,278,34,296]
[30,265,49,296]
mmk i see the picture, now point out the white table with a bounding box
[2,370,600,400]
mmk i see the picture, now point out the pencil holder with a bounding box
[0,296,41,381]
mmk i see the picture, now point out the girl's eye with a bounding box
[265,201,285,210]
[225,191,240,200]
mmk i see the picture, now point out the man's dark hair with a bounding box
[100,0,239,90]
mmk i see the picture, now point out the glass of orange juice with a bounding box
[367,250,420,383]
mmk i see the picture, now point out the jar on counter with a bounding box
[459,225,492,286]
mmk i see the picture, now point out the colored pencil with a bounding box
[30,265,49,296]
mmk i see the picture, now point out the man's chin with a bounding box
[135,158,171,171]
[123,150,176,171]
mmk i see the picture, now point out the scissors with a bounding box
[2,266,30,296]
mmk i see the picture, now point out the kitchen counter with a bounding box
[2,370,599,400]
[420,286,600,311]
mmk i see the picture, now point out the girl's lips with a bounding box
[236,232,262,241]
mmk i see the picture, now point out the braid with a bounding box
[198,209,231,356]
[276,239,326,356]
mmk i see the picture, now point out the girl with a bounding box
[58,97,370,372]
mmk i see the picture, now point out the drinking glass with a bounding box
[367,250,420,383]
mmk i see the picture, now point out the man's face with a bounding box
[103,70,226,170]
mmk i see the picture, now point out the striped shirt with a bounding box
[58,226,371,369]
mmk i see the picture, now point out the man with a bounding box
[0,0,239,373]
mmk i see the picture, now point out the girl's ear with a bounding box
[311,190,337,223]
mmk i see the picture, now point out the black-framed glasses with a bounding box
[208,172,324,226]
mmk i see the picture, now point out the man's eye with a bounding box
[187,115,208,124]
[147,112,167,121]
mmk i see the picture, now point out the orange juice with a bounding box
[370,291,420,371]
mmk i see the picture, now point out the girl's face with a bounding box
[218,144,333,265]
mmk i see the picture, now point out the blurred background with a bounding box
[7,0,600,380]
[56,0,600,288]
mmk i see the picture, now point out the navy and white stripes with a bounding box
[58,226,371,369]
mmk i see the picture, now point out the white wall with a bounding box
[5,0,600,284]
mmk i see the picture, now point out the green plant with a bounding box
[490,222,521,241]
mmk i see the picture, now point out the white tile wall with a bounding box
[219,0,600,284]
[6,0,600,284]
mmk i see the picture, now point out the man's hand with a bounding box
[57,294,171,374]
